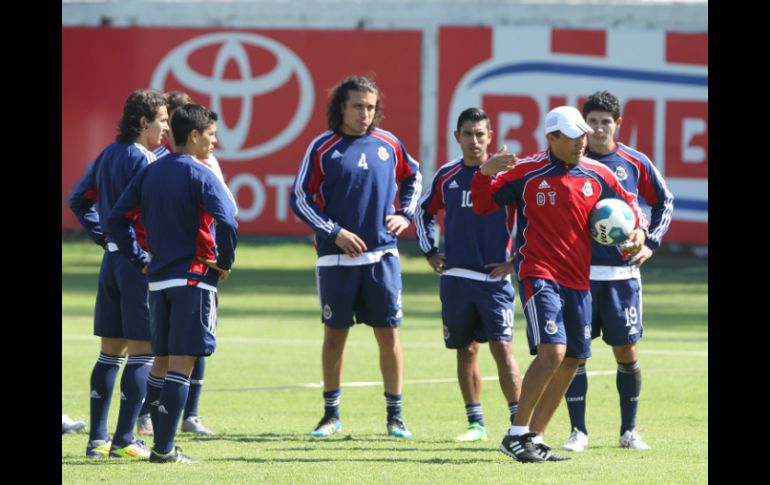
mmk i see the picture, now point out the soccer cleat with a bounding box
[619,429,651,450]
[531,437,571,462]
[136,413,154,436]
[455,422,488,442]
[62,414,86,434]
[109,439,151,459]
[387,417,413,439]
[85,438,112,458]
[562,427,589,452]
[149,446,199,464]
[499,432,545,463]
[181,416,214,435]
[309,417,341,437]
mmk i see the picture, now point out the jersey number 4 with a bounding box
[358,153,368,170]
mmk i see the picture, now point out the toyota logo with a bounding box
[151,32,314,161]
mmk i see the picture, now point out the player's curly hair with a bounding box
[326,75,382,134]
[582,91,621,120]
[116,89,167,143]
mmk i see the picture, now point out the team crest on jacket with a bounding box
[378,146,389,160]
[582,181,593,197]
[545,320,558,335]
[614,166,628,181]
[323,304,333,320]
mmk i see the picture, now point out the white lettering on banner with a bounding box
[682,118,707,164]
[496,113,524,155]
[266,175,295,221]
[226,173,297,223]
[228,173,266,221]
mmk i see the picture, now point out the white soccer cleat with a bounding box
[62,414,86,434]
[136,413,154,436]
[181,416,214,435]
[619,429,650,450]
[562,427,589,452]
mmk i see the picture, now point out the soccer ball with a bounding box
[589,198,635,246]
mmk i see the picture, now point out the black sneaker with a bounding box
[149,446,199,464]
[535,442,572,462]
[499,432,545,463]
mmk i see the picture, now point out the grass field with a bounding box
[62,238,708,484]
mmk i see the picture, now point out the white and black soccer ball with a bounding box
[589,198,635,246]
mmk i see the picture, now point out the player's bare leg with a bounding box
[457,342,481,405]
[489,340,521,404]
[322,326,350,391]
[374,327,412,438]
[511,343,566,428]
[309,326,349,437]
[529,356,580,436]
[455,342,487,441]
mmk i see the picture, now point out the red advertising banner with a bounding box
[62,28,421,235]
[438,26,708,245]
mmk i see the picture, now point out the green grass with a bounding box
[62,238,708,484]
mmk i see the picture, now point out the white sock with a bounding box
[508,425,529,436]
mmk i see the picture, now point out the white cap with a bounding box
[544,106,594,138]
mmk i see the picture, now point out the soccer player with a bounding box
[415,108,522,442]
[108,103,238,463]
[290,75,422,439]
[69,89,169,460]
[560,91,674,452]
[471,105,649,462]
[135,91,236,438]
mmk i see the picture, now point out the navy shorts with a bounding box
[94,250,151,341]
[316,253,402,328]
[590,278,643,346]
[440,275,515,348]
[518,277,592,359]
[149,286,217,357]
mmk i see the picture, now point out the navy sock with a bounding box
[565,364,588,434]
[508,401,519,425]
[88,353,126,441]
[617,361,641,435]
[153,371,190,455]
[112,355,153,448]
[323,389,341,420]
[184,358,206,419]
[146,374,165,431]
[138,398,151,417]
[384,392,403,421]
[465,403,484,426]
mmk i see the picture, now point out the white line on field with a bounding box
[61,335,707,356]
[59,370,631,396]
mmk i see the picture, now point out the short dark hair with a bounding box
[326,75,382,133]
[582,90,621,120]
[171,103,218,148]
[165,91,194,114]
[456,107,491,132]
[116,89,167,143]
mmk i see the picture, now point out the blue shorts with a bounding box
[440,275,515,348]
[94,250,151,341]
[590,278,643,346]
[149,286,217,357]
[316,253,402,328]
[518,277,592,359]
